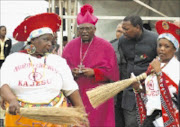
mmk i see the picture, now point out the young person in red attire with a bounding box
[62,4,119,127]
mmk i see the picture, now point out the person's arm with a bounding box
[67,90,89,127]
[150,57,161,83]
[0,88,6,110]
[131,73,145,93]
[1,84,20,115]
[82,68,109,82]
[67,90,84,107]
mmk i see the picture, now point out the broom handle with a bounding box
[131,72,147,83]
[130,65,153,83]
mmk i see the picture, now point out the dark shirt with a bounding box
[119,29,158,111]
[110,39,121,65]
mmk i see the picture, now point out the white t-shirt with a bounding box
[0,53,78,103]
[145,57,180,116]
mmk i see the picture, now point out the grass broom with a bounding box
[86,72,148,108]
[7,107,88,126]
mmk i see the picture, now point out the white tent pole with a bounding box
[133,0,168,17]
[48,0,51,12]
[72,0,77,37]
[59,0,63,56]
[62,15,179,21]
[67,0,72,41]
[51,0,55,13]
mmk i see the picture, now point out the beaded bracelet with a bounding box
[155,71,162,76]
[133,88,140,93]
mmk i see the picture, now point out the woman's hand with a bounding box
[1,84,20,115]
[68,90,89,127]
[150,57,161,73]
[0,98,6,110]
[8,99,20,115]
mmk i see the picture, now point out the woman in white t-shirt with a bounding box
[0,13,87,127]
[132,21,179,127]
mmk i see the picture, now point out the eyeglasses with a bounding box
[79,27,93,32]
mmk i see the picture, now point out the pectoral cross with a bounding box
[33,68,37,82]
[78,62,85,73]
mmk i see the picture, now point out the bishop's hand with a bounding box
[82,68,94,77]
[72,68,81,78]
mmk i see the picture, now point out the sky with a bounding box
[0,0,49,43]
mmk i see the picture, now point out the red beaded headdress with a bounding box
[156,20,180,44]
[13,13,61,41]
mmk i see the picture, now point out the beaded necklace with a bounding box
[78,38,93,73]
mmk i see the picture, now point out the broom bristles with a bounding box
[13,107,88,126]
[86,73,147,108]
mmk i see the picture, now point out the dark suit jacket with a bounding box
[118,29,158,111]
[0,38,12,59]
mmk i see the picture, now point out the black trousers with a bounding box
[115,92,125,127]
[142,110,162,127]
[0,60,5,68]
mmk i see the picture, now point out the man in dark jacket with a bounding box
[110,22,125,127]
[118,16,158,127]
[0,26,12,68]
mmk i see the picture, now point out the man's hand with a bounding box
[131,73,140,91]
[72,68,81,78]
[82,68,94,77]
